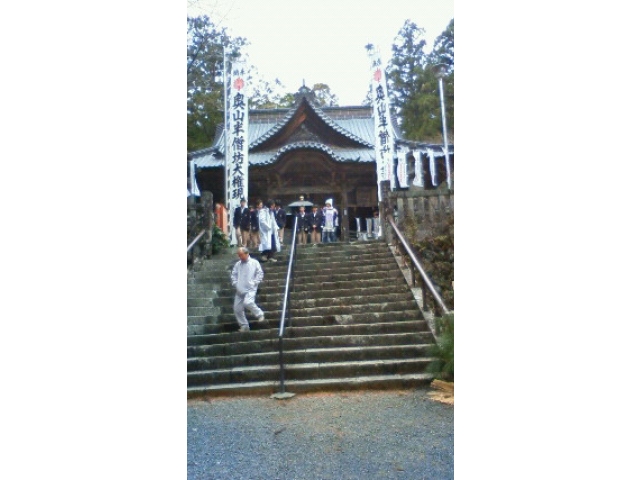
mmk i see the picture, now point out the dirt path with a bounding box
[428,380,454,405]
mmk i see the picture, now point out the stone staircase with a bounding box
[187,241,438,398]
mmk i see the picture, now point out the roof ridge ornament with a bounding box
[294,83,317,105]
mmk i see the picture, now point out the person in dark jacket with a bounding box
[296,205,309,245]
[249,204,260,249]
[308,204,323,244]
[275,201,287,244]
[232,198,249,247]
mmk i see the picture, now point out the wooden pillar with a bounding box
[341,188,349,242]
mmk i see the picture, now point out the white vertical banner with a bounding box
[367,46,396,201]
[189,159,200,196]
[428,149,438,187]
[397,152,409,188]
[413,151,424,188]
[225,55,249,244]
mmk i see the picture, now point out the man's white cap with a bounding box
[325,198,333,206]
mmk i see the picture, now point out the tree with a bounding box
[310,83,339,107]
[248,77,297,109]
[386,19,454,142]
[387,20,429,120]
[187,15,247,151]
[429,18,454,74]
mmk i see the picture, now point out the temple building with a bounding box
[189,85,453,235]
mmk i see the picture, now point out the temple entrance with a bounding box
[248,150,378,241]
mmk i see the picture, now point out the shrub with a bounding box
[416,211,454,311]
[210,224,229,255]
[427,313,454,381]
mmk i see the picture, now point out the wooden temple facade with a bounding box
[189,86,454,234]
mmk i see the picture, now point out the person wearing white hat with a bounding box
[321,198,339,243]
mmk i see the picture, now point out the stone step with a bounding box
[294,251,395,265]
[291,284,410,300]
[289,292,415,309]
[187,309,427,333]
[187,372,435,398]
[187,290,415,316]
[291,270,405,285]
[187,320,429,346]
[187,317,272,336]
[291,277,409,292]
[187,357,432,386]
[294,264,399,279]
[187,297,215,308]
[188,331,433,358]
[271,283,412,301]
[187,305,424,328]
[186,240,431,397]
[189,271,399,292]
[295,241,387,254]
[287,300,421,317]
[188,344,436,371]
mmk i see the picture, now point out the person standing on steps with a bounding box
[308,204,322,245]
[296,205,309,245]
[232,198,249,247]
[249,204,260,249]
[257,199,281,262]
[275,200,287,245]
[321,198,339,243]
[231,247,266,332]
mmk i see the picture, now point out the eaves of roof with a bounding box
[249,97,373,149]
[191,141,452,170]
[249,142,375,166]
[192,142,375,169]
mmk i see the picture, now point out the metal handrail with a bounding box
[277,215,298,394]
[187,230,206,253]
[386,215,450,316]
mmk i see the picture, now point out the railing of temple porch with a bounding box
[385,215,450,317]
[276,215,299,395]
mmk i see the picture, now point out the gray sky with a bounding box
[188,0,454,105]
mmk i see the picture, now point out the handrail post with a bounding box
[278,337,285,393]
[271,215,299,400]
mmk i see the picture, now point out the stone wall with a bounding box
[187,191,214,265]
[383,185,453,242]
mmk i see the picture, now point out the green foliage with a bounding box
[248,77,293,109]
[187,15,247,151]
[310,83,339,107]
[387,20,428,119]
[428,19,454,72]
[387,18,454,142]
[427,313,454,381]
[416,210,454,310]
[210,224,229,255]
[248,79,339,109]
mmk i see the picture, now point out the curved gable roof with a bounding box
[249,96,374,150]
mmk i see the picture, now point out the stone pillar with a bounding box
[379,180,391,241]
[341,189,349,242]
[200,191,214,255]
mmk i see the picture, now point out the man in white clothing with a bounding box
[321,198,339,243]
[257,199,281,262]
[230,247,266,332]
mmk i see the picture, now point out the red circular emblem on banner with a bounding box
[373,69,382,83]
[233,77,245,90]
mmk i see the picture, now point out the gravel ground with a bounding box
[187,388,453,480]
